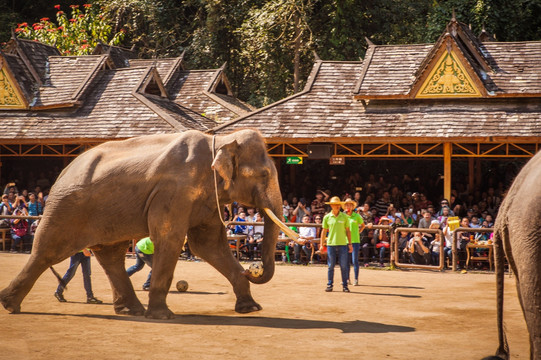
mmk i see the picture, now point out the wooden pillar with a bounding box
[475,158,482,189]
[443,143,452,201]
[468,158,475,193]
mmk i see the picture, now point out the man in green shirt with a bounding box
[127,237,154,291]
[343,198,367,286]
[321,196,352,292]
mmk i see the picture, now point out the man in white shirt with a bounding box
[293,215,317,264]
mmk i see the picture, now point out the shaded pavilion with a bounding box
[212,19,541,200]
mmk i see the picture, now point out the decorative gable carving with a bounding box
[0,62,27,109]
[415,49,482,98]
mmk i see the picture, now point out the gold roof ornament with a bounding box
[415,49,482,98]
[0,65,26,108]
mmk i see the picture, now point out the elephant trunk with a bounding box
[243,206,282,284]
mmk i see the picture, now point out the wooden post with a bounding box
[468,158,475,193]
[443,143,452,201]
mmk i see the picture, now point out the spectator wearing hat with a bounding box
[320,196,352,293]
[373,217,391,267]
[343,198,369,286]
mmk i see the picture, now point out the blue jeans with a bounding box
[349,243,360,281]
[56,252,93,298]
[327,245,349,287]
[379,246,387,264]
[127,247,153,288]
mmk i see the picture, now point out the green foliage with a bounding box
[15,4,124,55]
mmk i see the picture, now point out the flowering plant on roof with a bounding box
[15,4,125,56]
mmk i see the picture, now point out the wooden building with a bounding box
[0,37,251,186]
[212,19,541,200]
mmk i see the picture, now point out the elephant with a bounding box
[493,151,541,359]
[0,129,286,319]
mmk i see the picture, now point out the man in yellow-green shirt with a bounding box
[343,198,368,286]
[321,196,351,292]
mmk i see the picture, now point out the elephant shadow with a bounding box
[27,312,414,334]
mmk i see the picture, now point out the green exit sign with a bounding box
[286,156,303,165]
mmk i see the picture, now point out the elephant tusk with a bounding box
[263,208,299,241]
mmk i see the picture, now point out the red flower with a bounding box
[33,25,43,30]
[47,29,55,32]
[83,4,92,8]
[15,28,23,33]
[69,5,79,8]
[20,22,28,27]
[40,17,50,22]
[54,4,61,9]
[69,18,76,22]
[81,44,89,49]
[57,11,64,15]
[58,26,63,30]
[79,14,84,18]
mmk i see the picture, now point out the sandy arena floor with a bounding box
[0,253,529,360]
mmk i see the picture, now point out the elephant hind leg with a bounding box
[187,224,261,314]
[92,241,145,316]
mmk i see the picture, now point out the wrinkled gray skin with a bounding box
[0,129,282,319]
[493,152,541,360]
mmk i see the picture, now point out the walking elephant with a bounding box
[0,129,285,319]
[493,151,541,359]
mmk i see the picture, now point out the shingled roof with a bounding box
[212,20,541,141]
[0,38,216,141]
[91,44,254,122]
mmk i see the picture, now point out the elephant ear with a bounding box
[211,140,239,191]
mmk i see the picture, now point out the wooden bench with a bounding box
[0,228,11,251]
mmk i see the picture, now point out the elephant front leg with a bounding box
[92,242,145,316]
[188,227,261,313]
[145,238,183,320]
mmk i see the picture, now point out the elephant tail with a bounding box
[493,224,509,360]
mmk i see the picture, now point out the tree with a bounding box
[15,4,124,55]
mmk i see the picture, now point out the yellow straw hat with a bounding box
[342,198,358,210]
[325,196,344,205]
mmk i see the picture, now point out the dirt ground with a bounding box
[0,253,529,360]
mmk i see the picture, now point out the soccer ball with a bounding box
[176,280,188,292]
[248,262,264,277]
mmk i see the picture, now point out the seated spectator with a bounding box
[0,194,13,228]
[437,199,455,216]
[456,217,472,270]
[10,202,32,253]
[293,214,316,264]
[233,212,247,235]
[408,231,431,265]
[470,215,481,229]
[292,198,310,222]
[374,216,391,267]
[246,212,264,260]
[437,206,451,225]
[358,203,374,266]
[430,232,443,266]
[397,231,410,263]
[310,190,328,219]
[418,210,433,229]
[403,208,416,227]
[375,191,391,217]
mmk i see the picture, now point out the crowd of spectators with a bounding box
[227,171,503,270]
[1,181,47,253]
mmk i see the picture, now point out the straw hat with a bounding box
[325,196,344,205]
[342,198,358,210]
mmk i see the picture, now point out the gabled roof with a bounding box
[4,38,60,85]
[92,42,136,68]
[354,19,541,100]
[0,39,217,140]
[212,52,541,140]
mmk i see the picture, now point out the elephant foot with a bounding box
[114,305,146,316]
[145,306,175,320]
[235,298,262,313]
[0,290,21,314]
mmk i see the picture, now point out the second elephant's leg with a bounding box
[188,224,261,313]
[92,241,145,316]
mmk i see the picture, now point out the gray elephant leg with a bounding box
[188,224,262,313]
[144,236,183,320]
[0,231,81,313]
[92,241,145,316]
